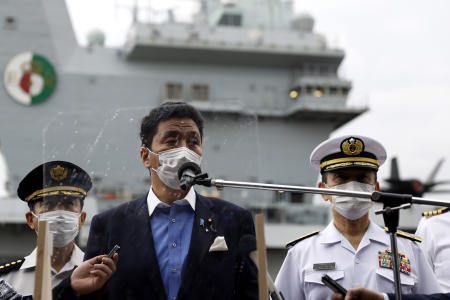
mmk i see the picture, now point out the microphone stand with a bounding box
[193,174,450,300]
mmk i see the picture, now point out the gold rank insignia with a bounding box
[50,165,68,181]
[422,207,449,217]
[285,230,320,249]
[384,228,422,243]
[0,258,24,274]
[341,137,364,156]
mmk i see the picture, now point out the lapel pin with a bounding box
[207,217,217,233]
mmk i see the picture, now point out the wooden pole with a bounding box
[255,214,268,300]
[34,220,53,300]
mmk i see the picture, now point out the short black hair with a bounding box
[140,101,204,149]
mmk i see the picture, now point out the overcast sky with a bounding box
[65,0,450,191]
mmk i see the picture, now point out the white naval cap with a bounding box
[310,135,387,174]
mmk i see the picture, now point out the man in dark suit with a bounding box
[54,101,258,300]
[331,287,450,300]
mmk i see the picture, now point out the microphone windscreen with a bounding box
[239,234,256,255]
[177,162,201,179]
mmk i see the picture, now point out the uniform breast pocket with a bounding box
[376,268,415,293]
[304,269,345,299]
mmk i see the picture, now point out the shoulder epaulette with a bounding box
[285,230,320,249]
[422,207,449,217]
[0,258,24,275]
[384,228,422,243]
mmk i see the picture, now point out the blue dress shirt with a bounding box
[148,188,195,300]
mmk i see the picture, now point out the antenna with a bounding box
[132,0,138,24]
[201,0,208,18]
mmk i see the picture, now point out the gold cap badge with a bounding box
[50,165,68,181]
[341,137,364,156]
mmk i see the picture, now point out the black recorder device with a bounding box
[107,245,120,259]
[321,274,347,296]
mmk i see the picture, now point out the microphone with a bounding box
[177,162,202,190]
[0,280,22,300]
[239,235,285,300]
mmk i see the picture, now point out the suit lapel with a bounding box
[128,195,167,300]
[178,194,217,297]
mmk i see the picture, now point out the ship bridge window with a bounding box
[342,87,350,96]
[289,87,301,99]
[329,87,338,95]
[313,87,324,98]
[218,14,242,26]
[290,192,304,203]
[289,89,299,99]
[275,190,304,203]
[191,84,209,101]
[165,83,183,100]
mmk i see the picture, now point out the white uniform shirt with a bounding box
[415,212,450,292]
[0,245,84,297]
[275,221,442,300]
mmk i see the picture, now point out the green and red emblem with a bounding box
[3,52,57,105]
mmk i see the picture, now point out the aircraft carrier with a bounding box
[0,0,369,276]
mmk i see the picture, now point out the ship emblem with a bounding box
[341,137,364,156]
[4,51,57,106]
[50,165,68,181]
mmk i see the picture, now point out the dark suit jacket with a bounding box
[388,293,450,300]
[54,193,258,300]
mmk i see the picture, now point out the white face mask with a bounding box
[33,210,80,248]
[146,147,202,190]
[327,181,375,220]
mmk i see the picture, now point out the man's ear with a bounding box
[79,212,87,228]
[318,182,332,202]
[375,181,380,191]
[140,147,152,169]
[25,211,37,231]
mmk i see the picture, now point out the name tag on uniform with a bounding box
[313,262,336,271]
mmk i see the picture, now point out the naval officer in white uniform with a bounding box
[275,135,442,300]
[0,161,92,298]
[415,207,450,292]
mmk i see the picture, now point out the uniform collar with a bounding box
[318,220,389,246]
[364,221,390,246]
[147,186,196,217]
[317,221,342,244]
[20,244,84,271]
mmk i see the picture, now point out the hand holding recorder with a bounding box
[70,245,120,295]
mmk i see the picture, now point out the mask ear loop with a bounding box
[31,211,39,220]
[141,146,159,173]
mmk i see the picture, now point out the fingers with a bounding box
[90,268,110,282]
[345,289,361,300]
[86,255,105,265]
[93,262,114,278]
[100,256,117,274]
[344,288,384,300]
[332,293,344,300]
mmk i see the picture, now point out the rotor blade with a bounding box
[431,180,450,186]
[425,189,450,194]
[389,157,400,180]
[426,158,445,185]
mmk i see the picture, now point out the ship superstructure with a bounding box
[0,0,364,276]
